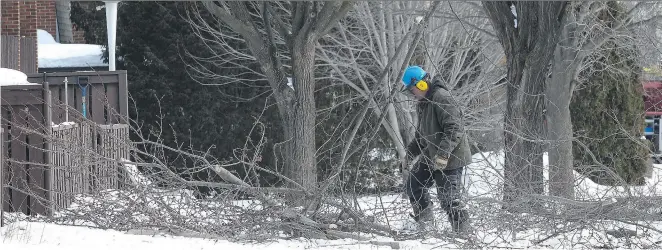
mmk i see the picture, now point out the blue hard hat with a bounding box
[402,66,427,87]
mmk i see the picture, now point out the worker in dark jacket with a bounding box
[401,65,473,234]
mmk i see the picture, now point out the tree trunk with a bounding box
[546,45,577,199]
[283,36,317,190]
[502,60,546,205]
[197,2,355,192]
[55,0,74,43]
[483,2,568,207]
[545,94,574,198]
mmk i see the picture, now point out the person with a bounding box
[401,65,473,234]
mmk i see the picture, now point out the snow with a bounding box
[37,29,108,69]
[367,148,396,161]
[121,159,153,186]
[1,221,375,250]
[465,151,662,200]
[37,29,57,44]
[51,121,77,128]
[4,151,662,249]
[0,68,39,86]
[287,77,294,89]
[510,4,518,28]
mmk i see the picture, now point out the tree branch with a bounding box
[319,2,354,36]
[202,1,253,38]
[265,3,292,45]
[263,2,287,80]
[482,2,517,54]
[628,15,662,29]
[313,1,338,33]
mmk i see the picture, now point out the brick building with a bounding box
[1,0,96,73]
[2,1,86,43]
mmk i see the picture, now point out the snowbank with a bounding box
[0,68,39,86]
[37,29,107,69]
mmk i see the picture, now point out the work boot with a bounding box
[411,205,436,232]
[451,217,472,234]
[448,209,474,235]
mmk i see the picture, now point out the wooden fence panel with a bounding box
[27,72,129,126]
[97,124,129,190]
[50,123,131,199]
[66,84,78,124]
[1,35,20,71]
[50,85,65,125]
[90,84,106,124]
[96,127,110,191]
[9,106,29,214]
[118,73,129,124]
[27,105,46,215]
[1,71,130,215]
[51,123,83,210]
[20,38,37,74]
[106,84,120,124]
[1,108,9,213]
[85,123,98,192]
[51,126,62,209]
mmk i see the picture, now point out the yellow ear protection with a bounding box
[415,80,429,91]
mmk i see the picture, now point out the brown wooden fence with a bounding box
[1,35,37,73]
[1,71,130,217]
[1,85,50,216]
[1,35,20,71]
[28,71,130,125]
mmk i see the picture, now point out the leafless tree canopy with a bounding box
[5,1,662,248]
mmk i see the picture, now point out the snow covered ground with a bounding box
[2,221,429,250]
[3,151,662,249]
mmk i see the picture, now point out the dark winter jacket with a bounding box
[406,77,472,170]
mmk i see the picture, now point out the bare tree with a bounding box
[317,2,502,185]
[546,1,662,198]
[482,2,568,206]
[185,2,353,190]
[316,1,439,185]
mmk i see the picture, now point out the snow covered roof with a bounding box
[0,68,39,86]
[37,29,108,69]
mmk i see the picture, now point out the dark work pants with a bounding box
[405,161,468,224]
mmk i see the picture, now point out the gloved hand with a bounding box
[400,154,415,173]
[433,155,449,171]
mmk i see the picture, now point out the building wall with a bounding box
[1,1,21,36]
[19,1,37,37]
[20,1,38,73]
[73,25,86,43]
[2,0,92,71]
[36,0,57,38]
[1,1,39,72]
[3,0,85,43]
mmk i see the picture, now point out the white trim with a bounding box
[105,1,120,71]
